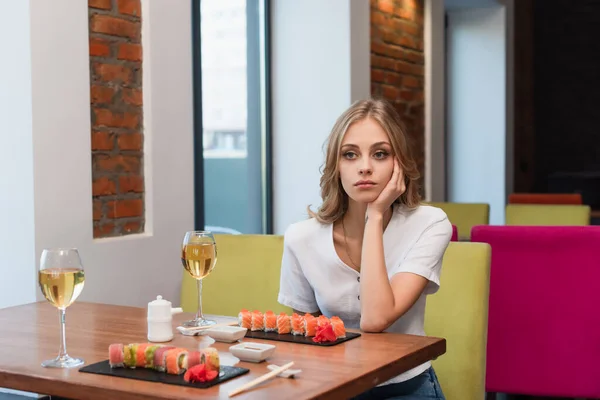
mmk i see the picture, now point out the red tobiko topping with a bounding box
[312,322,337,343]
[184,364,219,383]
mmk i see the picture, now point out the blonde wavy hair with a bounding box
[308,98,421,224]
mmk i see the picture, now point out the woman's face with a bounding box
[338,117,395,205]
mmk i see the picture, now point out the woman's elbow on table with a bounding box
[360,315,392,333]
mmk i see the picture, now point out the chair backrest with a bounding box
[505,204,590,226]
[427,202,490,241]
[180,234,292,317]
[471,225,600,397]
[508,193,583,205]
[451,224,458,242]
[424,242,491,400]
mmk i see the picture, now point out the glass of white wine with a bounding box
[181,231,217,327]
[38,248,85,368]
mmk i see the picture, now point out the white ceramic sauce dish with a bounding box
[229,342,276,363]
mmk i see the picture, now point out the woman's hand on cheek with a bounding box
[366,158,406,219]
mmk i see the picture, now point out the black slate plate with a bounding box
[244,331,361,346]
[79,360,249,389]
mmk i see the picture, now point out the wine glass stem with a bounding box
[58,308,68,360]
[196,279,204,322]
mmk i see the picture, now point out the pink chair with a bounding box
[451,224,458,241]
[471,225,600,398]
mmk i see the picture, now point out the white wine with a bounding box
[182,242,216,279]
[39,268,85,309]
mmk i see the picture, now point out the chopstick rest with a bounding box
[267,364,302,378]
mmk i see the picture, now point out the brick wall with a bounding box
[89,0,144,238]
[370,0,425,192]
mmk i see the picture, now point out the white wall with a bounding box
[0,1,37,309]
[271,0,370,234]
[446,7,506,224]
[0,0,195,310]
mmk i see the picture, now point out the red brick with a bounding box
[118,0,141,17]
[119,175,144,193]
[385,72,402,85]
[377,0,394,14]
[371,11,387,26]
[117,133,143,151]
[89,38,111,57]
[117,43,142,61]
[396,61,413,74]
[399,35,418,49]
[94,222,115,238]
[93,200,102,221]
[394,20,419,36]
[90,15,139,39]
[400,90,414,101]
[95,154,141,173]
[93,108,139,129]
[403,76,420,88]
[383,85,400,100]
[123,221,142,233]
[395,103,408,116]
[94,63,132,83]
[89,0,112,10]
[92,131,114,151]
[404,50,424,64]
[394,7,415,20]
[93,177,117,196]
[90,85,115,104]
[122,88,142,106]
[371,55,396,70]
[371,69,385,83]
[107,199,143,218]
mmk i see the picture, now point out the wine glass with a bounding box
[38,248,85,368]
[181,231,217,327]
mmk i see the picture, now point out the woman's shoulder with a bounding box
[395,203,452,233]
[283,217,329,247]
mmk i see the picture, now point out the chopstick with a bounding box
[178,321,238,332]
[228,361,295,397]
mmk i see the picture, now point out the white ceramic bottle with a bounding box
[147,295,183,343]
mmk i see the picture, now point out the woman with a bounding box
[278,98,451,399]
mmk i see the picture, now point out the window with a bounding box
[192,0,271,234]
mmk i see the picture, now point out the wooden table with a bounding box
[0,302,446,400]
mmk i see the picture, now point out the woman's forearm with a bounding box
[359,213,396,332]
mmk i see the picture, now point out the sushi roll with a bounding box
[124,344,137,368]
[330,316,346,339]
[201,347,220,373]
[144,345,162,369]
[304,313,317,337]
[251,310,264,331]
[165,348,188,375]
[135,343,150,368]
[238,309,252,329]
[277,312,291,335]
[153,345,175,372]
[317,315,330,328]
[108,343,124,368]
[264,310,277,332]
[184,351,203,369]
[291,313,305,336]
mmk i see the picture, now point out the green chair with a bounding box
[180,234,292,317]
[424,242,491,400]
[426,202,490,241]
[505,204,590,226]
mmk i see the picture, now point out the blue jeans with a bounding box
[351,367,445,400]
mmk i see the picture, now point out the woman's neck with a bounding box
[342,200,393,239]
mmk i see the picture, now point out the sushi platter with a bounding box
[79,343,248,389]
[239,310,361,347]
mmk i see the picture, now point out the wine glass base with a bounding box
[41,356,84,369]
[181,318,217,327]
